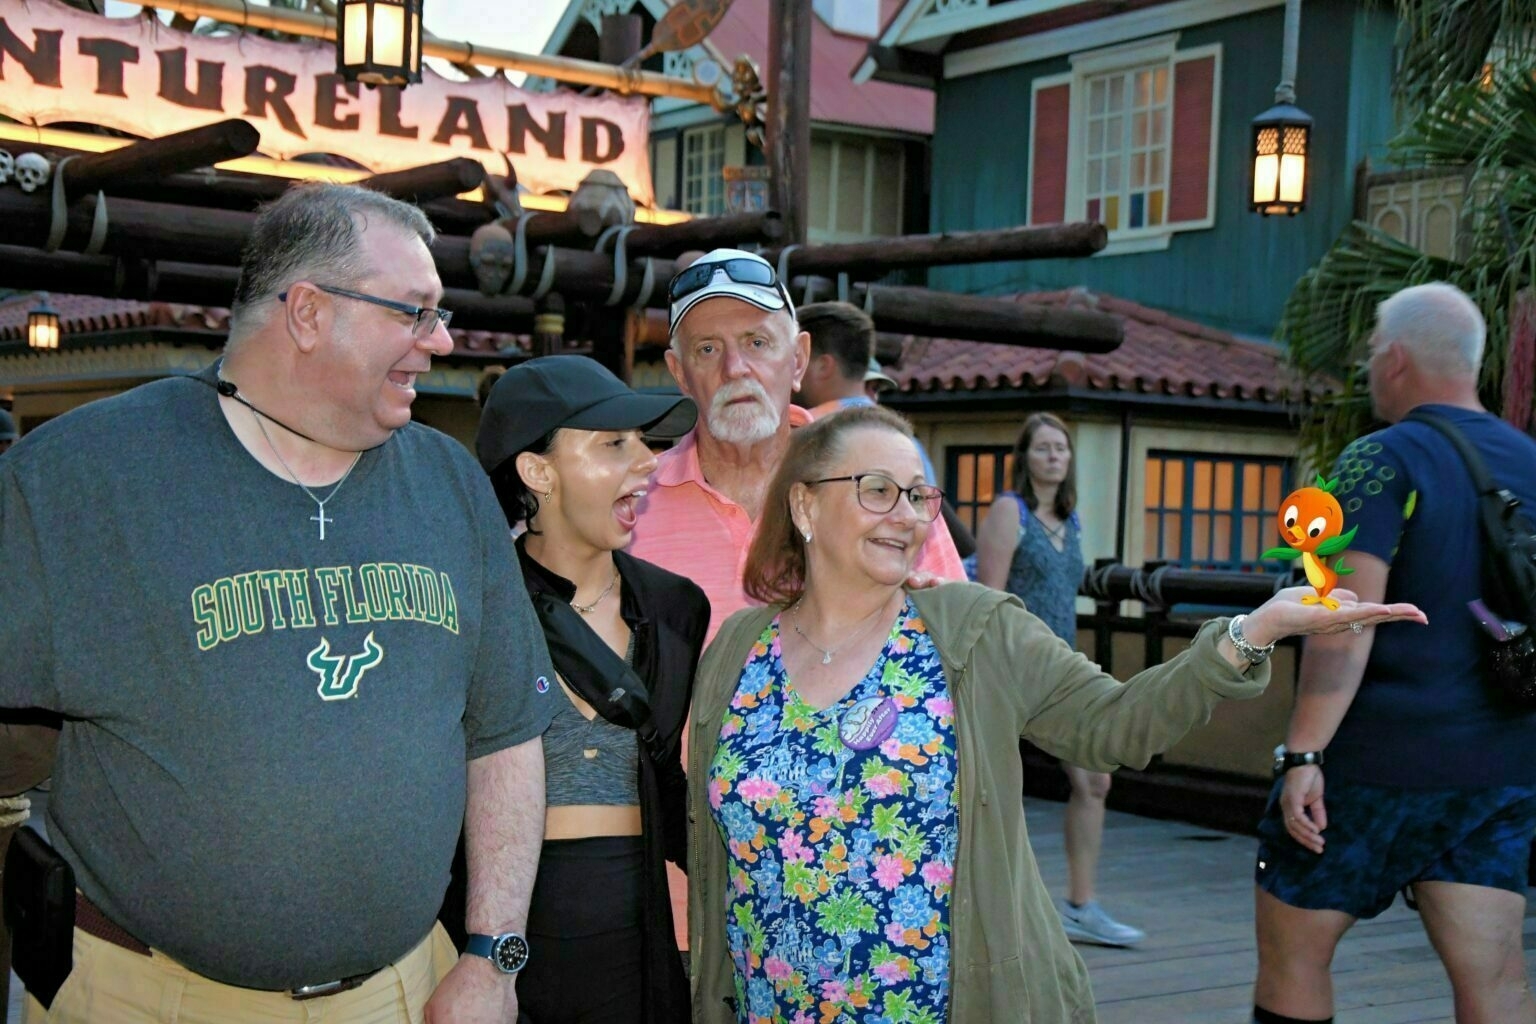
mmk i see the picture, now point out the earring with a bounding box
[803,530,812,543]
[542,490,553,504]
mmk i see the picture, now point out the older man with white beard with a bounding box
[629,249,964,643]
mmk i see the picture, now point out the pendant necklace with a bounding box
[251,413,361,541]
[791,597,894,666]
[572,568,620,615]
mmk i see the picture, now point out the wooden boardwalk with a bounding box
[9,796,1527,1023]
[1024,798,1472,1023]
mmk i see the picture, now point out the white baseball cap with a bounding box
[667,248,794,335]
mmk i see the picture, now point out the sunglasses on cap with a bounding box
[667,257,791,307]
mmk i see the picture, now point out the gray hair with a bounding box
[1376,282,1485,377]
[228,183,435,342]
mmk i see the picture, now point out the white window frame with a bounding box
[681,124,726,215]
[808,132,908,244]
[1036,34,1221,256]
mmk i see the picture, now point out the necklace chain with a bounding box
[572,567,620,615]
[252,413,362,541]
[791,598,894,666]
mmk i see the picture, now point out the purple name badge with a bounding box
[840,696,899,751]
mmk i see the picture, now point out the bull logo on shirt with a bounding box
[307,632,384,701]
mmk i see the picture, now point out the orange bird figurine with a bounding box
[1262,475,1359,610]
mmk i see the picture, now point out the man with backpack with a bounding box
[1250,282,1536,1024]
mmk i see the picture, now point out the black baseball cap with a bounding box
[475,355,696,474]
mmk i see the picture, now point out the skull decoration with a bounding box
[13,153,50,193]
[0,150,12,186]
[567,170,634,238]
[469,221,516,296]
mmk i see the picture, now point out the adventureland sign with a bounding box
[0,0,655,203]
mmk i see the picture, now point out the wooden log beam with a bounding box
[795,279,1123,353]
[0,191,1118,350]
[359,158,487,203]
[619,212,784,256]
[0,246,534,331]
[763,223,1107,279]
[59,119,261,199]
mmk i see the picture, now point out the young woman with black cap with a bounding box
[473,355,707,1024]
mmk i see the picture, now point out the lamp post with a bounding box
[1251,0,1312,216]
[337,0,423,86]
[27,293,60,350]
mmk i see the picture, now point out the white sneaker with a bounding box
[1057,898,1146,947]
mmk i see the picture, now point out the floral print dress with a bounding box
[707,598,959,1024]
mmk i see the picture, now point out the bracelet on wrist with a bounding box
[1227,614,1277,665]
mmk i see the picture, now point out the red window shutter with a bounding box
[1168,54,1216,224]
[1030,83,1070,225]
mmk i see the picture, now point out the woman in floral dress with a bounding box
[685,405,1424,1024]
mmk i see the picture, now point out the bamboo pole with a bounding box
[147,0,723,104]
[358,158,486,203]
[763,223,1108,277]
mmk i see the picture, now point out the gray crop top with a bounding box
[543,638,640,807]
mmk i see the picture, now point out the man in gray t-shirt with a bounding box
[0,184,555,1023]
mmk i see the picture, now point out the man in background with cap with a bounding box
[795,302,974,561]
[629,250,965,644]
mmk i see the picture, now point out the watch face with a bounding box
[491,933,529,974]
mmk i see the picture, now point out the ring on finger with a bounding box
[1350,621,1364,634]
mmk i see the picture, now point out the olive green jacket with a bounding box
[686,582,1270,1024]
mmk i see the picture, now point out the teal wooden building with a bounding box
[862,0,1400,339]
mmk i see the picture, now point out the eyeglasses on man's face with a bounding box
[279,284,453,339]
[809,473,944,522]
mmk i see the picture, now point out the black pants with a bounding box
[517,835,645,1024]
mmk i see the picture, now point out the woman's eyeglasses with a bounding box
[280,284,453,339]
[810,474,944,522]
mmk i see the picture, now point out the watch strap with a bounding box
[1282,750,1325,771]
[464,934,494,959]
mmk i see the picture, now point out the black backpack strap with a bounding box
[530,591,664,758]
[1404,409,1501,496]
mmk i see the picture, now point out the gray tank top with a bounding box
[543,634,641,807]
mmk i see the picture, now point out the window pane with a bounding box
[1243,464,1262,508]
[1106,116,1124,149]
[1131,152,1146,189]
[1145,459,1163,508]
[1132,112,1148,148]
[1151,108,1168,145]
[870,143,902,237]
[956,454,976,503]
[1214,462,1234,511]
[1105,155,1121,190]
[1108,75,1125,112]
[836,141,867,235]
[1145,513,1160,561]
[1163,459,1185,507]
[1161,516,1182,560]
[1193,460,1213,510]
[809,139,832,232]
[1088,119,1105,156]
[1153,66,1169,104]
[1193,516,1211,560]
[1264,465,1283,509]
[1134,70,1151,107]
[1090,78,1107,115]
[1214,516,1233,561]
[1149,149,1165,187]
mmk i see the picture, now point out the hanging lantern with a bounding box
[337,0,424,86]
[27,294,60,350]
[1251,102,1313,216]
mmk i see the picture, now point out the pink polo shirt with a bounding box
[629,407,965,644]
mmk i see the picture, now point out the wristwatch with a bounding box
[464,932,530,974]
[1228,614,1277,665]
[1272,744,1325,777]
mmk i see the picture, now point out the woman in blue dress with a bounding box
[975,413,1143,947]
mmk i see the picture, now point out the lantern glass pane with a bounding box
[371,3,406,67]
[1279,153,1305,203]
[1253,153,1279,204]
[342,3,369,65]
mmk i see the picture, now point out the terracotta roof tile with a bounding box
[890,290,1335,405]
[0,291,526,358]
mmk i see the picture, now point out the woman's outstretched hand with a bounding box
[1239,586,1426,648]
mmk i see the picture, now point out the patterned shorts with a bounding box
[1255,777,1536,920]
